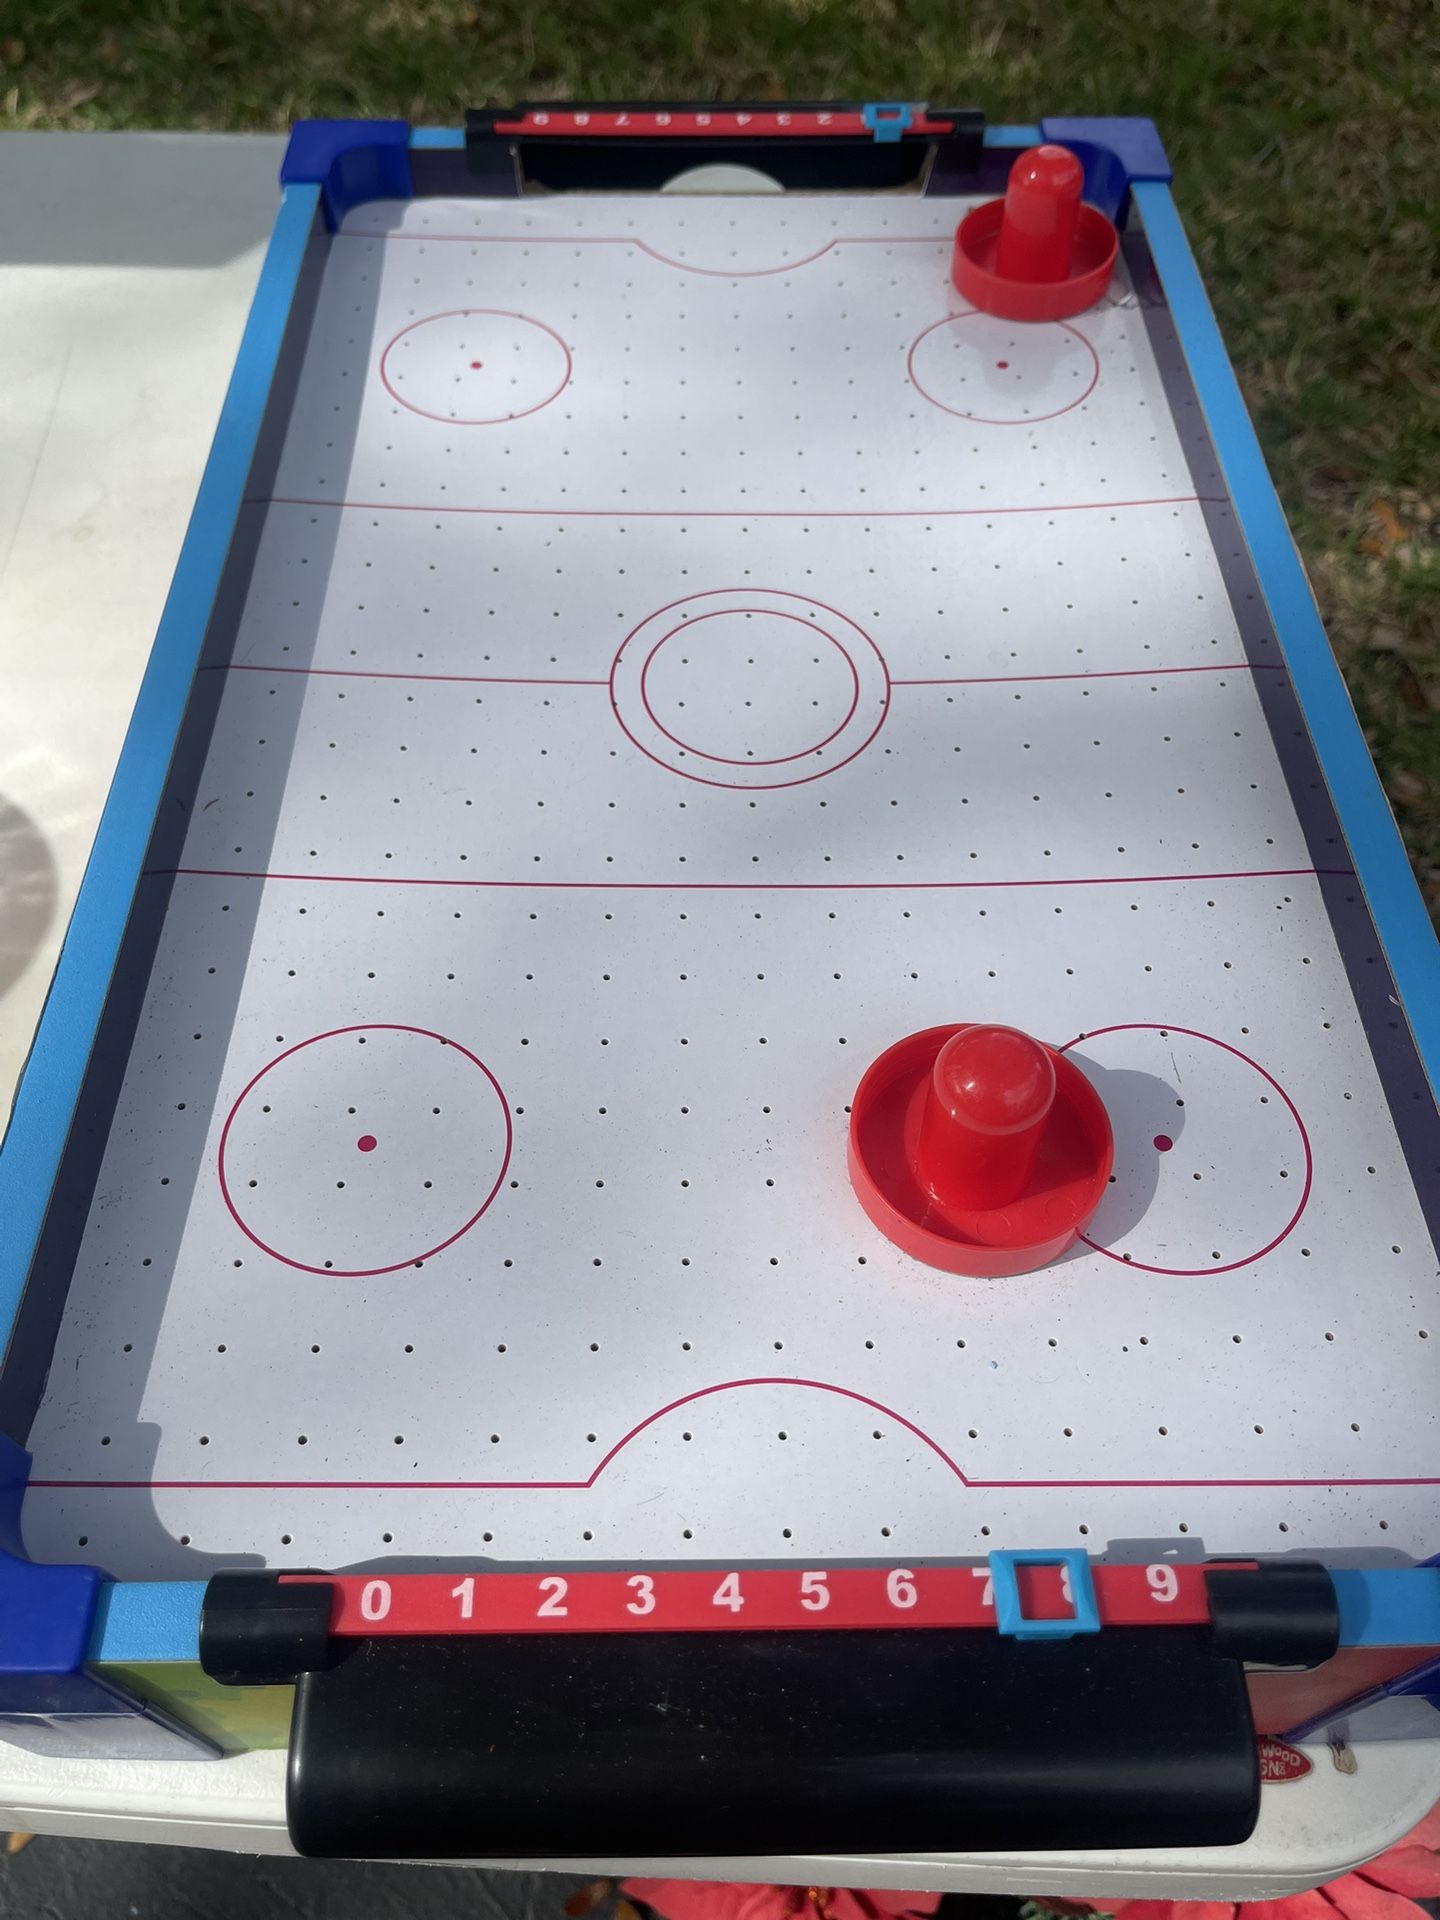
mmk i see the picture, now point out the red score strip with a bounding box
[490,109,949,140]
[282,1562,1229,1637]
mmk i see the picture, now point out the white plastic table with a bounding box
[1,127,1436,1890]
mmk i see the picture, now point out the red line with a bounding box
[213,661,1284,696]
[215,663,608,689]
[249,493,1217,524]
[336,229,948,280]
[28,1376,1437,1494]
[156,866,1349,894]
[893,662,1286,687]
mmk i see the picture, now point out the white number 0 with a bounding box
[360,1579,391,1622]
[886,1568,917,1610]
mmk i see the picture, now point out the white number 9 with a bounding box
[1146,1563,1180,1604]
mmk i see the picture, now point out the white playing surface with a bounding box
[23,191,1438,1580]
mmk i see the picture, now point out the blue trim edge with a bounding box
[0,184,324,1368]
[282,120,412,230]
[1333,1568,1440,1647]
[1134,180,1440,1095]
[90,1581,207,1666]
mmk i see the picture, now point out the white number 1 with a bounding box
[451,1576,474,1620]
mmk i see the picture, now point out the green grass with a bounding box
[3,0,1437,901]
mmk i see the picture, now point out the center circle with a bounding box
[639,608,862,768]
[610,588,891,791]
[379,309,572,426]
[217,1025,512,1278]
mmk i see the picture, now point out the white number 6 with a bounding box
[886,1568,917,1610]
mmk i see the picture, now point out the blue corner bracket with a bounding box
[0,1429,112,1713]
[281,119,413,229]
[989,1548,1101,1640]
[1038,116,1171,224]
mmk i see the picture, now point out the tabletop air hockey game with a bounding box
[0,106,1437,1867]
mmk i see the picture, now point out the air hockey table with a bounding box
[1,107,1438,1883]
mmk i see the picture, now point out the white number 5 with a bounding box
[799,1571,830,1611]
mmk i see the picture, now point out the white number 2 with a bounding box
[712,1572,744,1612]
[1147,1563,1180,1604]
[626,1574,656,1616]
[537,1575,569,1617]
[799,1571,830,1611]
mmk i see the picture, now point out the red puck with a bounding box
[952,144,1118,323]
[847,1023,1113,1277]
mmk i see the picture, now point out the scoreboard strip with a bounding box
[282,1561,1236,1637]
[489,109,953,140]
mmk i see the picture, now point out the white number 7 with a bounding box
[970,1566,994,1608]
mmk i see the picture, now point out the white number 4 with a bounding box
[712,1572,744,1612]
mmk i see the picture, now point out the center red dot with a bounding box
[996,359,1010,369]
[357,1134,378,1153]
[469,359,484,369]
[1153,1134,1173,1152]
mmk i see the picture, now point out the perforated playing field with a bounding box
[20,186,1439,1582]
